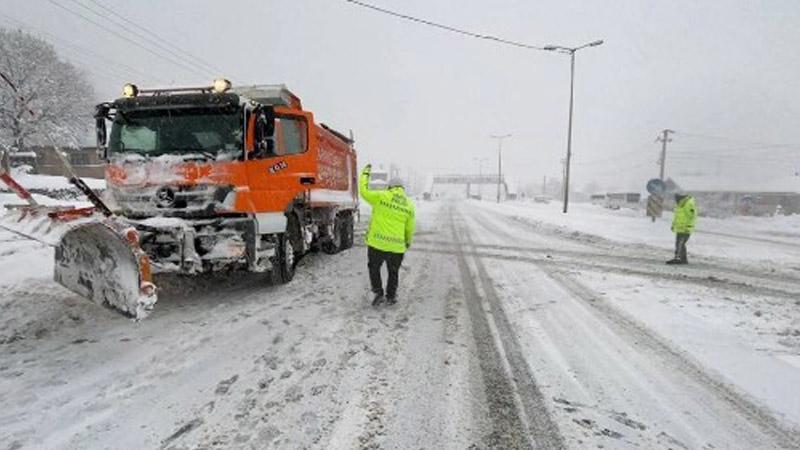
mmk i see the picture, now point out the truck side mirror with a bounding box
[254,107,275,156]
[95,118,108,160]
[94,104,109,160]
[96,118,107,146]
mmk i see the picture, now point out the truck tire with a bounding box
[341,212,354,250]
[270,234,296,284]
[322,216,343,255]
[287,213,304,257]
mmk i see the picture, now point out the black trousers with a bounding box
[675,233,690,261]
[368,246,404,298]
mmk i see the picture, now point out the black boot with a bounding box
[371,293,384,306]
[666,258,681,265]
[385,296,397,306]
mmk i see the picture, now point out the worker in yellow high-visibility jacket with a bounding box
[359,164,416,306]
[667,192,698,265]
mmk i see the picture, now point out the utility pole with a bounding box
[656,129,674,181]
[490,134,511,203]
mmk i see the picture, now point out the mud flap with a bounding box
[54,222,157,319]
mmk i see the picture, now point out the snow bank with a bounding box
[7,168,105,191]
[475,200,800,263]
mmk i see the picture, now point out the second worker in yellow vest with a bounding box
[667,193,698,265]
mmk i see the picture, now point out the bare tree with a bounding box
[0,28,94,169]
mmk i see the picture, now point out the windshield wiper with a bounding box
[171,148,216,160]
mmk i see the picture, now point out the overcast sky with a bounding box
[3,0,799,192]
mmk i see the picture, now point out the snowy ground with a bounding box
[1,195,799,449]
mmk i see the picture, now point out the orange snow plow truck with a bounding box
[0,80,358,318]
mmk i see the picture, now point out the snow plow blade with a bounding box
[54,222,156,319]
[1,165,156,318]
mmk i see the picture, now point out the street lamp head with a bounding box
[588,39,604,47]
[543,45,558,51]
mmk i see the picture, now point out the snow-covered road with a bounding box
[448,202,800,449]
[1,200,799,449]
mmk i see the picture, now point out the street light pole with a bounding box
[490,134,511,203]
[544,39,604,213]
[564,50,576,214]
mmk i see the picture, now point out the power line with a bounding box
[674,130,800,150]
[573,148,647,166]
[0,23,128,88]
[573,160,651,177]
[670,145,800,156]
[0,13,165,84]
[344,0,547,51]
[54,47,144,84]
[71,0,219,77]
[65,0,212,76]
[85,0,224,75]
[46,0,209,79]
[670,150,799,160]
[669,154,796,164]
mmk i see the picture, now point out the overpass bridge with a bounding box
[423,174,517,200]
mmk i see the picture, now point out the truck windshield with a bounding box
[108,109,242,158]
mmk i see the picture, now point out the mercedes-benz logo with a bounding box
[154,186,176,208]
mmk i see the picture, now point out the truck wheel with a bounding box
[322,216,343,255]
[270,234,295,284]
[287,213,304,258]
[341,213,354,249]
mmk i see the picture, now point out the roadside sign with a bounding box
[646,178,666,195]
[646,194,664,221]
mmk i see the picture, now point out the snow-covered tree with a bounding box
[0,28,94,169]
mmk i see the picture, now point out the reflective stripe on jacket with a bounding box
[359,168,416,254]
[672,196,698,234]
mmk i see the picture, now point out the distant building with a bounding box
[589,194,605,205]
[604,192,641,209]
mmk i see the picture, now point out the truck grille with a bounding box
[111,184,231,217]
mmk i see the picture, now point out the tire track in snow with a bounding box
[324,219,446,449]
[479,207,800,287]
[449,206,565,450]
[696,229,800,249]
[462,209,800,299]
[463,204,800,285]
[470,206,800,449]
[417,235,800,288]
[545,272,800,449]
[410,244,800,300]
